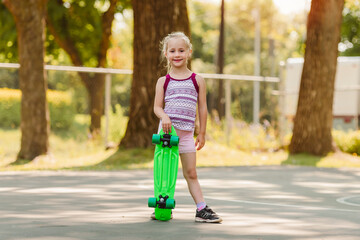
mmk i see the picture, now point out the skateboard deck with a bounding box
[148,126,179,221]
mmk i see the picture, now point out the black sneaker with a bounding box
[151,211,173,220]
[195,205,222,223]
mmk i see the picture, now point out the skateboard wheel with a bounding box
[166,198,175,209]
[170,136,179,146]
[152,134,161,144]
[148,197,157,208]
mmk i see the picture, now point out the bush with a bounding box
[333,130,360,156]
[0,88,21,128]
[206,118,280,152]
[103,104,128,142]
[48,90,76,130]
[0,88,76,130]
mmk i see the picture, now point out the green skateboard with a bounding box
[148,126,180,221]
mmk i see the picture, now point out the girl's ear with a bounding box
[188,49,193,58]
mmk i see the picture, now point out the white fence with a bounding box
[0,63,280,146]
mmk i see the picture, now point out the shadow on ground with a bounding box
[65,147,155,170]
[1,166,360,240]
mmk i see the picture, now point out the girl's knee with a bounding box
[184,168,197,180]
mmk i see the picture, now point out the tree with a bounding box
[3,0,50,160]
[188,0,283,122]
[46,0,130,137]
[216,0,225,119]
[120,0,190,148]
[289,0,345,156]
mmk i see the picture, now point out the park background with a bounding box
[0,0,360,170]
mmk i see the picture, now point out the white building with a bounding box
[285,57,360,131]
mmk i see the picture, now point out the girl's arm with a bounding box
[195,75,208,150]
[154,77,172,133]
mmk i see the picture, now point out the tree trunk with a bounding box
[216,0,225,119]
[4,0,50,160]
[289,0,344,156]
[120,0,190,148]
[46,0,117,137]
[83,74,105,137]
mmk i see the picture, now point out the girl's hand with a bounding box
[195,133,206,151]
[162,115,172,133]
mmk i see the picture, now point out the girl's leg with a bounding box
[180,152,205,204]
[180,152,223,223]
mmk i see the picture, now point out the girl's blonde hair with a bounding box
[160,32,192,73]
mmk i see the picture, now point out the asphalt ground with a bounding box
[1,166,360,240]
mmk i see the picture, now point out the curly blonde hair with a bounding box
[160,32,192,73]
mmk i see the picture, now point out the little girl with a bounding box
[153,32,222,223]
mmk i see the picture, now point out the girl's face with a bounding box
[165,38,192,69]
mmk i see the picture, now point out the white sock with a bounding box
[196,202,206,211]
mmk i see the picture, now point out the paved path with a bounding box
[1,166,360,240]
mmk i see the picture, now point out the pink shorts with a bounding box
[158,123,196,154]
[175,128,196,154]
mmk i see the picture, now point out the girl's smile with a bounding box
[173,58,184,63]
[165,38,192,68]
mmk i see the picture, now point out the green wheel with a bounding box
[166,198,176,209]
[152,134,161,144]
[170,136,179,146]
[148,197,157,208]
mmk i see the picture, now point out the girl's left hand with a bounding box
[195,133,205,151]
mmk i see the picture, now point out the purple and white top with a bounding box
[163,73,199,131]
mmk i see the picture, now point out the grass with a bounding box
[1,135,360,171]
[1,116,360,171]
[282,151,360,168]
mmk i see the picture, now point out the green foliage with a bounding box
[46,0,131,66]
[206,118,280,152]
[47,70,131,116]
[0,88,21,128]
[0,88,76,130]
[0,1,131,65]
[108,8,133,69]
[0,3,18,62]
[105,104,128,142]
[47,0,103,66]
[188,0,305,122]
[190,1,218,64]
[333,130,360,156]
[0,69,19,89]
[48,90,76,130]
[340,0,360,56]
[110,74,131,115]
[47,70,88,114]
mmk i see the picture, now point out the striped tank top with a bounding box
[163,73,199,131]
